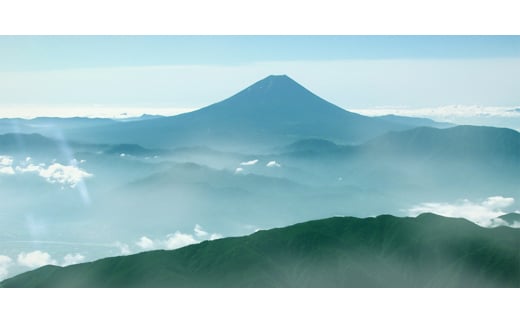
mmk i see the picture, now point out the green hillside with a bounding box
[499,213,520,226]
[1,213,519,288]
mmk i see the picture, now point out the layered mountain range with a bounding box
[56,75,449,150]
[0,75,518,286]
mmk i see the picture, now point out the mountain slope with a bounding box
[375,114,454,128]
[363,125,520,161]
[283,125,520,165]
[2,213,518,288]
[63,75,413,150]
[499,213,520,226]
[277,125,520,199]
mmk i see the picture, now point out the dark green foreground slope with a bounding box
[2,214,519,287]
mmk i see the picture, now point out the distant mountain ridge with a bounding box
[283,125,520,160]
[362,125,520,163]
[61,75,445,151]
[375,114,454,128]
[2,213,518,288]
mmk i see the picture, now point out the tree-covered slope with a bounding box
[1,214,518,288]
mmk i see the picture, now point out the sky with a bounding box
[0,36,519,125]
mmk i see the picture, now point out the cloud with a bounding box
[234,167,244,174]
[0,155,13,166]
[62,253,85,266]
[482,196,515,209]
[17,250,57,269]
[266,160,281,168]
[164,232,197,250]
[353,105,520,119]
[115,242,131,255]
[194,224,208,238]
[16,162,92,187]
[136,236,155,250]
[120,153,126,157]
[209,233,223,240]
[242,224,263,233]
[134,226,223,252]
[0,155,15,175]
[0,255,13,280]
[407,196,516,227]
[350,105,520,130]
[240,159,258,166]
[38,163,93,187]
[0,166,15,175]
[16,163,41,173]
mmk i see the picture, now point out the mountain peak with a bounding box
[209,74,346,117]
[242,74,306,95]
[265,74,290,79]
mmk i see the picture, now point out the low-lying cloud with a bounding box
[209,233,223,240]
[240,159,258,166]
[134,224,223,252]
[351,105,520,130]
[164,232,198,250]
[135,236,155,250]
[353,105,520,119]
[17,250,57,269]
[194,224,208,238]
[266,160,281,168]
[115,242,131,255]
[1,156,93,187]
[408,196,518,227]
[0,255,13,280]
[17,162,93,187]
[0,155,15,175]
[62,253,86,267]
[0,155,13,167]
[12,251,86,272]
[0,166,15,175]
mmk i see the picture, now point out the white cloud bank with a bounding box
[115,242,131,255]
[353,105,520,119]
[234,167,244,174]
[0,166,15,175]
[408,196,518,227]
[164,232,198,250]
[0,255,13,280]
[134,225,223,252]
[0,156,93,187]
[240,159,258,166]
[194,224,208,238]
[13,251,86,271]
[17,250,57,269]
[16,162,92,187]
[62,253,86,267]
[351,105,520,130]
[135,236,155,250]
[0,156,13,166]
[0,155,15,175]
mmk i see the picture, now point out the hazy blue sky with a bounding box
[0,36,519,119]
[2,36,520,71]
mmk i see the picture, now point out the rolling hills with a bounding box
[2,213,518,288]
